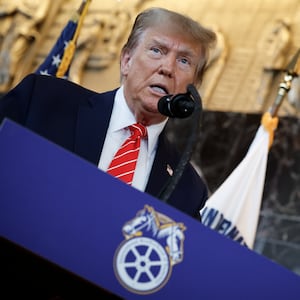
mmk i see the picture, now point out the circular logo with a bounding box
[113,236,172,294]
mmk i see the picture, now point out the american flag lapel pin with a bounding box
[166,164,173,176]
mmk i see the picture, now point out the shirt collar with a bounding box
[111,86,168,153]
[110,86,135,132]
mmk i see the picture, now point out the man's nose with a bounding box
[158,55,176,77]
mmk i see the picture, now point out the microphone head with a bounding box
[158,93,195,118]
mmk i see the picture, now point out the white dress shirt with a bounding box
[98,86,167,192]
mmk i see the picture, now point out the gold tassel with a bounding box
[56,0,92,78]
[261,112,279,149]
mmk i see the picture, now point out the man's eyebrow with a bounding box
[149,37,198,58]
[148,37,167,47]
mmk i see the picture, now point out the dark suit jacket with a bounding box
[0,73,208,219]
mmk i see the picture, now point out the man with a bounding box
[0,7,216,220]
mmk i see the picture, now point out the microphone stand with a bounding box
[157,84,203,203]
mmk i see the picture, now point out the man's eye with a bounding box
[151,47,161,54]
[179,57,189,65]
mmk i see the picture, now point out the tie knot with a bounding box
[129,123,147,139]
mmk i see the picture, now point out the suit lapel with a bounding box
[74,90,116,165]
[145,133,175,199]
[74,89,175,200]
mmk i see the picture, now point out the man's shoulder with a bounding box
[23,73,118,99]
[27,73,95,94]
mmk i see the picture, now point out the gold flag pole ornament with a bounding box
[261,49,300,148]
[56,0,92,78]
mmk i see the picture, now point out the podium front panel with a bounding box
[1,119,300,299]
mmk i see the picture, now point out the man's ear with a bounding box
[120,50,132,75]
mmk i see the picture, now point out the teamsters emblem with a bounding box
[113,205,186,295]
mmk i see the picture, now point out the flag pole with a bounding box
[261,49,299,148]
[56,0,92,78]
[269,48,300,118]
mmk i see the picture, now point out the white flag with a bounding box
[200,123,271,249]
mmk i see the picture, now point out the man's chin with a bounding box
[138,109,167,126]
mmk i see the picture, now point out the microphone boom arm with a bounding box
[157,84,203,203]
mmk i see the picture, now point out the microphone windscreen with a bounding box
[158,95,173,117]
[158,94,195,118]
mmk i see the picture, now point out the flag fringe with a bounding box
[56,0,92,78]
[261,112,278,149]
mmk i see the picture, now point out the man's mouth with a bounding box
[150,85,169,95]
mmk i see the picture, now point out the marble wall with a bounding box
[166,109,300,275]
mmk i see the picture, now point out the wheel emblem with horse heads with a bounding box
[113,205,186,295]
[114,237,171,294]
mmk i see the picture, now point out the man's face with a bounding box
[120,26,202,125]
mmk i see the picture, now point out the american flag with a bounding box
[35,19,78,79]
[35,0,91,79]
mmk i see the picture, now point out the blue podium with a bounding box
[1,119,300,299]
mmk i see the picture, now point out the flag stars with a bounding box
[52,54,61,67]
[64,40,70,49]
[39,70,51,76]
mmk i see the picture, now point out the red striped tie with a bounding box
[107,123,147,185]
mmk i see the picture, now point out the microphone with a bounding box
[158,92,195,118]
[157,84,203,203]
